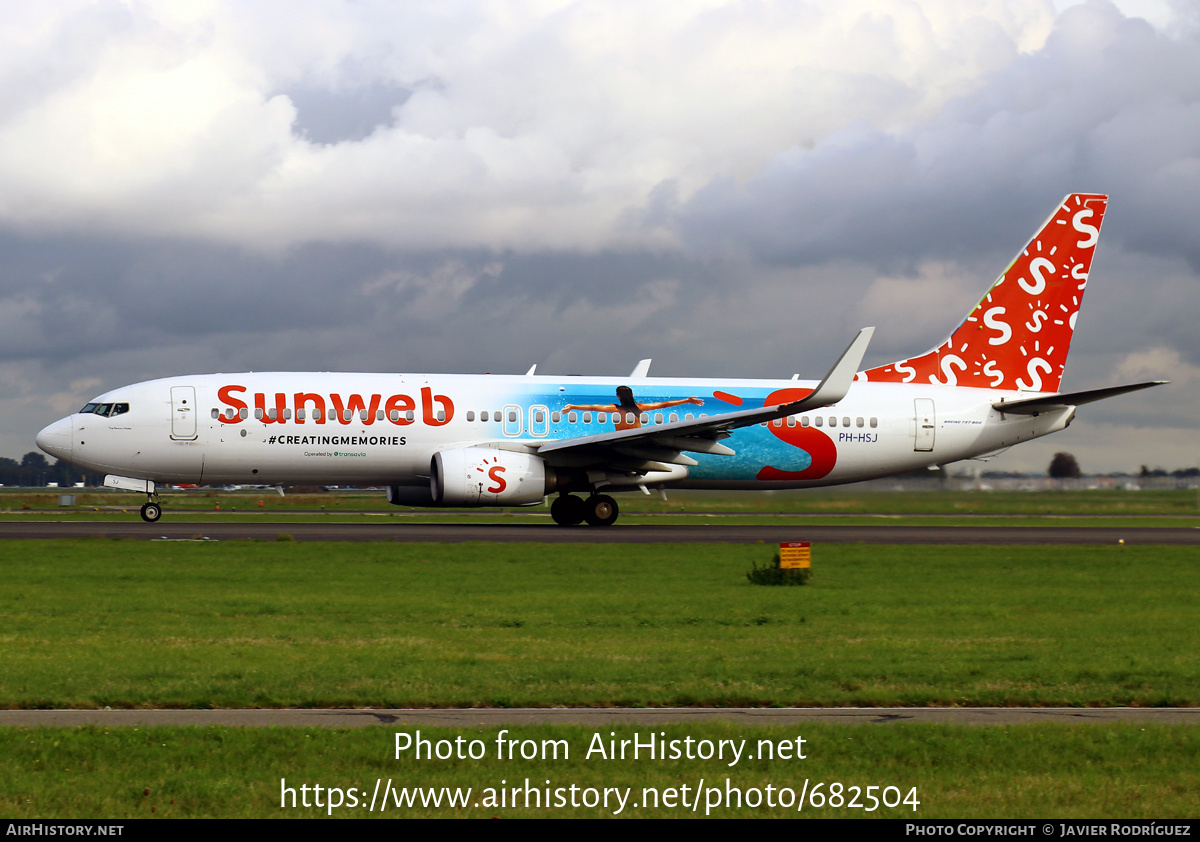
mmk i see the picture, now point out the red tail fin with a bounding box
[862,193,1107,393]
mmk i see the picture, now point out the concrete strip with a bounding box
[1,708,1197,728]
[3,521,1200,543]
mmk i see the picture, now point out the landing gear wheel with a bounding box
[140,502,162,523]
[583,494,619,527]
[551,495,586,526]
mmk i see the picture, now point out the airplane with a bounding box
[36,193,1165,526]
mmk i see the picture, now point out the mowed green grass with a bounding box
[5,487,1199,528]
[5,487,1200,516]
[1,723,1196,818]
[1,540,1196,708]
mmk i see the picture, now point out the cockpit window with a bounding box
[78,402,131,417]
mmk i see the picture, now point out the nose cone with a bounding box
[36,417,73,461]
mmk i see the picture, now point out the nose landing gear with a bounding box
[140,496,162,523]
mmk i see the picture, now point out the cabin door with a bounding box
[914,398,935,452]
[171,386,198,441]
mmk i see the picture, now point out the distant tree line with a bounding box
[0,453,103,487]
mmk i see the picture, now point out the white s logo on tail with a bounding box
[1073,209,1099,248]
[1016,358,1052,391]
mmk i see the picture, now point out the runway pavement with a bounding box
[2,520,1199,543]
[2,707,1197,728]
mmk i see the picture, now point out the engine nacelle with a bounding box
[386,484,438,506]
[431,446,551,506]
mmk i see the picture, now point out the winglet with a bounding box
[525,364,537,376]
[630,359,652,378]
[787,327,874,411]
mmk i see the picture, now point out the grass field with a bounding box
[3,534,1197,820]
[5,487,1200,514]
[5,487,1200,530]
[1,723,1196,818]
[2,540,1196,709]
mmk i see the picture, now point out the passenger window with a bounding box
[390,410,401,422]
[772,418,782,427]
[239,407,249,420]
[870,417,878,428]
[342,410,352,422]
[856,417,864,427]
[297,409,306,420]
[255,408,264,420]
[535,411,546,423]
[640,413,649,424]
[467,411,475,422]
[654,413,664,424]
[407,410,415,422]
[815,416,822,427]
[828,416,836,427]
[568,412,578,423]
[211,408,219,419]
[598,412,607,424]
[376,410,384,421]
[284,408,293,420]
[360,410,369,421]
[312,409,321,421]
[582,412,591,424]
[801,416,810,427]
[787,416,796,427]
[437,410,445,422]
[685,413,694,421]
[843,417,850,427]
[508,411,517,423]
[481,411,489,422]
[226,408,236,420]
[669,413,678,423]
[551,411,561,423]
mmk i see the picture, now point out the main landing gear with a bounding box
[551,493,619,527]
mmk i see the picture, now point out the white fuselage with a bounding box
[36,371,1073,493]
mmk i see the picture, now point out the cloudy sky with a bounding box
[3,0,1197,474]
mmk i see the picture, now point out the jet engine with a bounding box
[386,484,438,506]
[430,446,552,506]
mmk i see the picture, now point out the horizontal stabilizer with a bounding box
[993,381,1167,415]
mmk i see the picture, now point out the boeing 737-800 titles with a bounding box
[37,194,1164,526]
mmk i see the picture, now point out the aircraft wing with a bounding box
[536,327,874,464]
[993,381,1167,415]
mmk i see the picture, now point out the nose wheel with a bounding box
[140,501,162,523]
